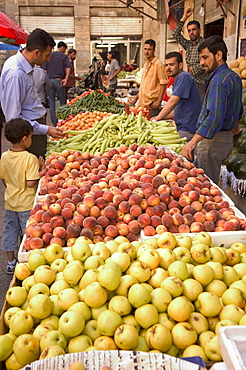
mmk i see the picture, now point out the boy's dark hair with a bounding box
[165,51,183,64]
[144,39,156,49]
[26,28,55,52]
[198,35,228,62]
[108,51,116,59]
[58,41,67,49]
[68,48,76,54]
[5,119,33,144]
[187,20,201,29]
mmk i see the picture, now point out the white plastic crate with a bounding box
[218,326,246,370]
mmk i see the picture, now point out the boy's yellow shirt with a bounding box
[0,150,40,212]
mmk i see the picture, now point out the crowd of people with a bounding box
[0,6,243,274]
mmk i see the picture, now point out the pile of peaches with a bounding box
[24,144,246,251]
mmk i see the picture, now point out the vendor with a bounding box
[123,63,134,72]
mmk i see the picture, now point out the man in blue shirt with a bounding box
[152,51,201,146]
[0,28,64,157]
[182,36,243,184]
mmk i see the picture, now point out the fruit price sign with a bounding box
[21,350,199,370]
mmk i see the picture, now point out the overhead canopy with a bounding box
[0,12,28,45]
[0,42,19,50]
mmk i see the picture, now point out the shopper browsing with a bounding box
[0,119,44,274]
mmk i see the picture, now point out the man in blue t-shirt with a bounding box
[152,51,201,144]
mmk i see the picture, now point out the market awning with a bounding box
[0,12,28,45]
[0,42,19,50]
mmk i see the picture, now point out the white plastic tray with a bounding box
[218,326,246,370]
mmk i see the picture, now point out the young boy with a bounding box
[0,119,44,274]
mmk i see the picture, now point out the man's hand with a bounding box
[151,101,159,109]
[182,141,196,161]
[188,66,193,74]
[181,6,193,22]
[47,126,65,139]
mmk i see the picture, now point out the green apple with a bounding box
[98,268,121,291]
[135,303,159,329]
[222,266,239,286]
[198,330,215,349]
[171,322,197,350]
[188,312,208,334]
[71,241,92,261]
[50,258,67,273]
[97,309,123,336]
[166,344,179,357]
[63,261,84,285]
[116,274,138,296]
[4,307,21,327]
[139,249,160,270]
[103,261,122,275]
[122,314,141,333]
[108,295,132,316]
[221,287,245,308]
[64,248,75,263]
[28,250,47,271]
[13,334,40,366]
[84,256,105,270]
[117,242,136,261]
[14,262,32,281]
[83,282,108,308]
[182,344,208,362]
[157,232,176,249]
[167,260,189,281]
[0,334,14,361]
[21,298,29,310]
[68,335,93,353]
[233,263,246,279]
[90,304,107,320]
[49,295,65,316]
[41,315,59,330]
[192,264,214,286]
[205,279,227,297]
[92,244,111,260]
[127,261,151,282]
[50,280,70,295]
[230,242,246,254]
[225,248,241,266]
[29,294,53,319]
[110,251,131,272]
[158,312,176,331]
[148,267,169,288]
[192,231,211,246]
[9,310,34,336]
[82,319,101,341]
[43,243,64,263]
[55,271,65,281]
[146,323,172,352]
[105,240,119,254]
[230,280,246,298]
[33,324,54,341]
[190,243,211,263]
[205,335,222,361]
[175,234,192,250]
[161,277,184,298]
[128,283,151,308]
[137,245,154,258]
[68,302,91,322]
[206,261,224,280]
[173,247,191,263]
[22,275,36,292]
[196,292,223,317]
[28,282,50,301]
[156,248,176,270]
[133,336,150,352]
[58,288,79,310]
[167,296,194,322]
[79,269,98,290]
[151,287,172,312]
[114,324,139,350]
[217,247,228,263]
[6,286,27,306]
[39,345,65,359]
[143,237,158,249]
[34,265,56,286]
[182,278,203,301]
[210,247,225,263]
[59,311,85,337]
[40,330,67,352]
[240,252,246,263]
[94,335,118,350]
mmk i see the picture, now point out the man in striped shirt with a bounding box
[182,36,243,185]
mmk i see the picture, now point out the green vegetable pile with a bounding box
[47,112,186,156]
[56,90,125,120]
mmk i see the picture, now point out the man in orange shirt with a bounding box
[133,39,168,117]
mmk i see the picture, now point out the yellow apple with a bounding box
[108,295,132,316]
[148,267,169,288]
[27,282,50,301]
[0,334,14,361]
[188,312,208,335]
[68,335,93,353]
[4,307,21,327]
[14,262,32,281]
[151,287,172,312]
[58,288,79,310]
[122,314,141,333]
[222,266,239,287]
[192,231,211,246]
[175,234,192,250]
[156,248,177,269]
[207,316,220,332]
[94,336,118,350]
[168,260,189,281]
[173,247,191,263]
[127,261,151,282]
[233,263,246,279]
[198,330,215,349]
[43,243,64,263]
[59,311,85,337]
[167,296,194,322]
[49,295,65,316]
[192,264,214,286]
[6,286,27,307]
[230,242,246,254]
[190,243,211,263]
[13,334,40,366]
[98,268,121,291]
[68,302,91,322]
[116,275,138,296]
[128,283,151,308]
[33,324,54,341]
[50,258,67,273]
[92,244,111,260]
[97,309,123,336]
[157,232,176,249]
[28,250,47,271]
[9,310,34,336]
[205,279,227,297]
[114,324,139,350]
[215,319,238,334]
[196,292,223,317]
[133,336,150,352]
[182,344,208,362]
[50,280,70,295]
[41,315,59,330]
[28,294,53,319]
[206,261,224,280]
[135,303,159,329]
[82,320,101,341]
[71,241,92,261]
[182,278,203,301]
[171,322,197,349]
[221,287,245,308]
[40,330,67,352]
[146,323,172,352]
[79,269,98,290]
[158,312,176,331]
[205,335,222,361]
[39,345,65,359]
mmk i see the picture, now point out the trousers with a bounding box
[49,79,67,126]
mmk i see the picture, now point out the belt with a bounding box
[221,129,231,131]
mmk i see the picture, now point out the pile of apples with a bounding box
[24,144,246,251]
[2,231,246,368]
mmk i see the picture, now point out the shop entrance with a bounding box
[204,18,224,38]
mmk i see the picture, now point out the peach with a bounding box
[157,184,171,195]
[80,227,93,240]
[140,174,153,183]
[77,203,90,217]
[66,223,81,239]
[123,213,134,224]
[152,175,164,189]
[170,186,183,199]
[117,223,130,236]
[190,222,204,233]
[147,194,160,206]
[71,193,83,205]
[42,223,53,234]
[83,194,95,208]
[50,237,64,246]
[161,214,174,228]
[143,188,156,199]
[140,199,148,210]
[103,191,114,203]
[178,196,191,208]
[138,213,151,228]
[89,206,100,218]
[53,226,67,239]
[177,224,190,233]
[128,220,141,234]
[159,193,172,204]
[130,205,142,218]
[60,189,72,199]
[49,203,62,216]
[118,201,131,214]
[210,186,221,196]
[203,221,215,232]
[61,207,73,220]
[182,205,196,215]
[42,232,53,246]
[121,189,132,200]
[73,214,84,227]
[172,213,185,226]
[30,237,44,250]
[156,224,168,234]
[190,201,203,212]
[105,225,118,238]
[34,209,45,223]
[50,215,64,228]
[103,206,117,219]
[83,217,97,230]
[168,200,181,210]
[152,204,165,217]
[188,191,200,202]
[29,225,44,238]
[183,213,195,226]
[223,220,237,231]
[219,200,230,209]
[94,224,104,235]
[194,211,206,223]
[205,211,217,222]
[151,215,162,227]
[60,197,73,208]
[143,225,156,236]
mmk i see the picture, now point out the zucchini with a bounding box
[238,140,246,154]
[234,161,246,179]
[236,134,246,148]
[226,153,246,172]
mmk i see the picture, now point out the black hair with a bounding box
[5,119,33,144]
[187,20,201,29]
[144,39,156,49]
[198,35,228,62]
[26,28,55,52]
[68,48,76,54]
[58,41,67,49]
[108,51,116,59]
[165,51,183,64]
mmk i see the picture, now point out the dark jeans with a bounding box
[49,79,67,126]
[27,117,47,158]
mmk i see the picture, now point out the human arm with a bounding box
[152,95,180,120]
[61,67,71,86]
[38,156,45,172]
[182,133,203,160]
[27,179,39,188]
[109,68,121,82]
[47,126,65,139]
[172,7,193,50]
[1,179,6,187]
